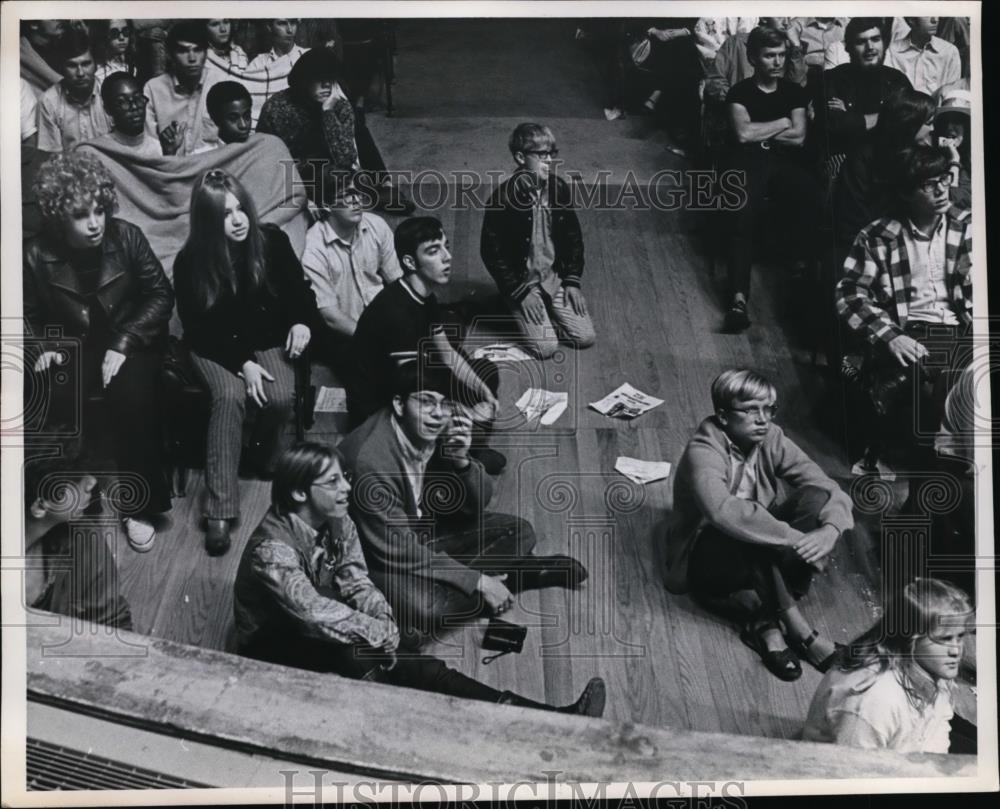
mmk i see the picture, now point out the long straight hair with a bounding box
[838,578,973,710]
[179,169,268,312]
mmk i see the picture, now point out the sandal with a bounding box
[789,629,843,673]
[740,622,802,682]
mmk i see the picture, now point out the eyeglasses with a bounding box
[312,471,353,490]
[728,404,779,420]
[919,173,954,194]
[108,27,130,39]
[525,149,559,159]
[410,393,453,414]
[112,95,148,110]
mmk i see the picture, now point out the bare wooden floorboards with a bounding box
[113,194,882,739]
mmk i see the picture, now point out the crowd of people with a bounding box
[19,15,978,755]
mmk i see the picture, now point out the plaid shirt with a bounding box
[835,206,972,346]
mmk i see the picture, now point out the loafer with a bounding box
[724,299,751,333]
[740,623,802,682]
[205,519,232,556]
[512,555,588,592]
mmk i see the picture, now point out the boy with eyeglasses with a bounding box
[480,122,596,359]
[663,369,853,682]
[301,171,402,384]
[90,72,162,157]
[836,143,972,451]
[234,440,605,715]
[339,363,588,650]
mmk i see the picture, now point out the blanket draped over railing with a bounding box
[76,133,309,282]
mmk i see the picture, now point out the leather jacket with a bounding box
[23,218,174,355]
[480,171,584,302]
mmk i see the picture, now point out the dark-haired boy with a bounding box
[92,72,162,157]
[205,80,253,145]
[37,29,111,152]
[722,26,821,332]
[348,218,502,477]
[481,122,596,360]
[234,440,605,715]
[143,21,221,155]
[339,366,588,648]
[836,144,972,443]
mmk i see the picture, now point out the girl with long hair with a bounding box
[173,169,319,555]
[804,578,974,753]
[91,19,137,83]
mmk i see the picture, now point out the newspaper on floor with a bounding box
[515,388,568,425]
[589,383,664,420]
[314,386,348,413]
[471,343,534,362]
[614,457,672,485]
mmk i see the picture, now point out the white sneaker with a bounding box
[122,517,156,553]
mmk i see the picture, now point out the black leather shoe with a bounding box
[564,677,606,717]
[470,447,507,475]
[512,555,588,592]
[205,519,232,556]
[724,299,751,333]
[740,622,801,682]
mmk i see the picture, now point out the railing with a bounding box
[22,616,977,789]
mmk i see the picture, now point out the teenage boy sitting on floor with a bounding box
[339,363,588,649]
[663,369,854,682]
[481,122,596,360]
[301,171,402,387]
[348,216,505,473]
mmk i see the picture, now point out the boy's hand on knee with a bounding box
[564,286,588,317]
[793,525,839,565]
[520,289,547,326]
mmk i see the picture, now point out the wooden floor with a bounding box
[105,19,960,740]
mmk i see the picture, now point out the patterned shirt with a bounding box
[247,44,308,73]
[95,57,133,84]
[789,17,846,67]
[37,80,111,152]
[885,34,961,96]
[836,208,973,346]
[234,509,399,651]
[210,44,249,70]
[301,212,402,329]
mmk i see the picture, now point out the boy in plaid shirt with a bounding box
[836,143,972,450]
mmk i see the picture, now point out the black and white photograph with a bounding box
[1,1,996,804]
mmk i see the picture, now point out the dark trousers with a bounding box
[383,513,538,648]
[725,144,823,299]
[35,343,171,515]
[310,324,357,389]
[689,486,832,616]
[241,637,505,703]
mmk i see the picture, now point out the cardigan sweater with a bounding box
[663,417,854,594]
[338,408,492,597]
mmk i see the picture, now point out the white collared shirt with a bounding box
[904,216,958,325]
[885,34,961,95]
[247,44,309,73]
[143,68,222,155]
[37,79,111,152]
[725,436,759,501]
[301,212,403,327]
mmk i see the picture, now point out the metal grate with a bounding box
[26,737,209,790]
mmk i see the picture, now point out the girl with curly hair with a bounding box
[172,170,320,555]
[804,577,974,753]
[23,152,175,551]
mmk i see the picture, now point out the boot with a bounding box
[498,677,606,718]
[205,518,232,556]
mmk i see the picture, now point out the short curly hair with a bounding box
[33,152,118,225]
